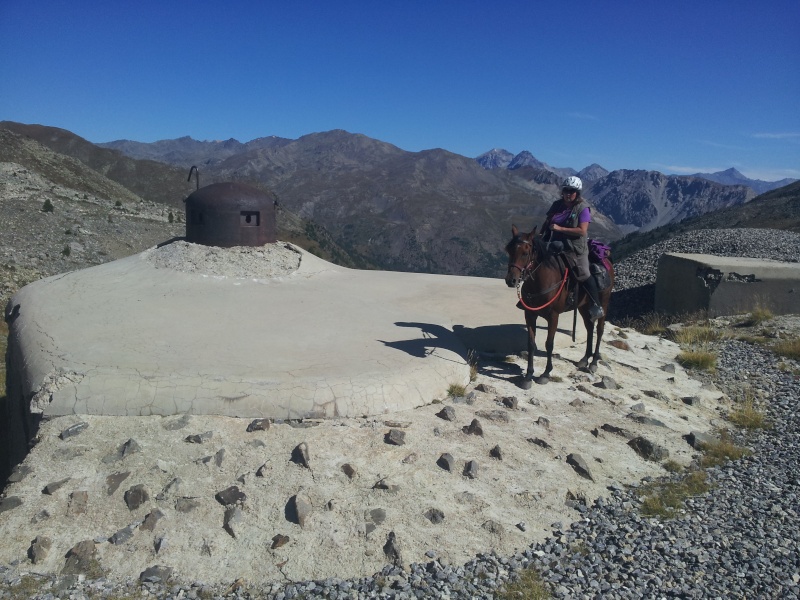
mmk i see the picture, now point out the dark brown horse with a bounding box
[505,225,614,387]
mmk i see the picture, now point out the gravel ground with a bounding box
[1,228,799,599]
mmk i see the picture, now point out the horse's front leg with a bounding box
[520,312,537,389]
[536,315,558,385]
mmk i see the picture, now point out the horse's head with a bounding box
[505,225,538,287]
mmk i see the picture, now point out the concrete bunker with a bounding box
[655,253,800,316]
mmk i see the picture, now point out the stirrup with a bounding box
[589,305,604,322]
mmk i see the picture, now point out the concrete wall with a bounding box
[655,253,800,317]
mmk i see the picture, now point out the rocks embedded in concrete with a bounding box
[566,453,595,481]
[451,392,477,405]
[43,478,70,495]
[256,463,270,477]
[215,486,246,507]
[475,383,497,394]
[628,436,669,461]
[139,565,173,583]
[437,453,455,472]
[608,340,632,351]
[435,406,456,421]
[291,442,311,467]
[110,526,135,545]
[223,506,243,538]
[7,464,32,483]
[140,508,165,532]
[476,409,510,423]
[682,396,702,406]
[490,445,503,460]
[154,536,167,554]
[599,376,618,390]
[68,491,89,515]
[372,478,400,493]
[686,430,718,449]
[482,520,503,535]
[163,415,191,430]
[528,437,552,450]
[601,423,629,437]
[500,396,518,409]
[184,431,212,444]
[516,522,527,532]
[60,422,88,440]
[62,540,98,575]
[402,453,418,464]
[287,493,312,527]
[424,508,445,524]
[537,416,551,429]
[627,413,667,427]
[644,390,670,402]
[124,485,149,511]
[384,429,406,446]
[102,438,142,464]
[271,534,290,549]
[660,363,676,374]
[31,509,50,523]
[630,402,646,412]
[463,460,479,479]
[156,477,182,501]
[246,418,271,432]
[175,497,200,513]
[384,420,411,429]
[383,531,401,564]
[29,535,52,564]
[341,463,357,479]
[463,419,484,436]
[214,448,225,468]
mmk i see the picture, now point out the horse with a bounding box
[504,225,614,387]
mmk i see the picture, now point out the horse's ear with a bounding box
[511,224,519,237]
[525,228,537,242]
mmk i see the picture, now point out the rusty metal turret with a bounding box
[184,181,276,247]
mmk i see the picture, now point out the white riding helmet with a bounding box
[563,176,582,191]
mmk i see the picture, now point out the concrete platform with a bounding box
[655,253,800,316]
[4,243,583,422]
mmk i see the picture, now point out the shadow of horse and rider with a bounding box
[379,224,615,389]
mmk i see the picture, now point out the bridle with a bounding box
[507,236,569,311]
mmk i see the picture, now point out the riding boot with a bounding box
[582,275,605,322]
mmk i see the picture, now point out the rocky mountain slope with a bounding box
[587,169,756,232]
[691,167,796,195]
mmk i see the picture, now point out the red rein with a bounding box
[516,266,569,311]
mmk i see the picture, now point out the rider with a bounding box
[541,176,604,322]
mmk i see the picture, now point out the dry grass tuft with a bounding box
[497,567,551,599]
[640,470,710,519]
[699,430,752,468]
[774,338,800,360]
[447,383,467,398]
[728,387,769,430]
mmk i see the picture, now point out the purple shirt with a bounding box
[549,205,591,227]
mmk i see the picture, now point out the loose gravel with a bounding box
[2,228,799,599]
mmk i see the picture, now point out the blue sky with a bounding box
[1,1,798,181]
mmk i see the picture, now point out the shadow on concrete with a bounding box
[378,322,467,361]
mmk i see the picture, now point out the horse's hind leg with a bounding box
[577,309,595,370]
[588,317,606,373]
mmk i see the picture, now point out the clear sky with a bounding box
[1,0,798,181]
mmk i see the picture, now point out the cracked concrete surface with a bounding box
[8,244,522,421]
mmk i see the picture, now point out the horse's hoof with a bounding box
[519,378,533,390]
[535,375,550,385]
[588,363,598,374]
[577,359,588,370]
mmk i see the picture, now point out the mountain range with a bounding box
[1,121,797,277]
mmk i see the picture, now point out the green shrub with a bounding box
[42,198,54,212]
[62,245,71,256]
